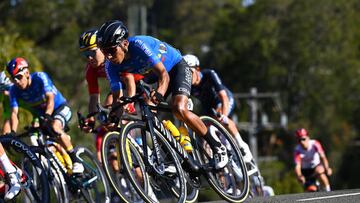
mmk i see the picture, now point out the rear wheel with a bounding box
[194,116,250,202]
[75,147,111,203]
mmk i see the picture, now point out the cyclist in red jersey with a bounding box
[79,29,142,161]
[294,128,332,192]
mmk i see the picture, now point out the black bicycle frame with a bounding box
[137,97,200,173]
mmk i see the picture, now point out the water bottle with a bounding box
[178,126,193,153]
[162,120,183,143]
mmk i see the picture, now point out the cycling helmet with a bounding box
[6,57,28,77]
[0,71,12,92]
[97,20,129,49]
[295,128,308,138]
[183,54,200,67]
[79,29,98,51]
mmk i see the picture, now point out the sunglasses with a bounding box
[101,45,118,56]
[12,73,24,81]
[298,137,307,142]
[81,49,97,58]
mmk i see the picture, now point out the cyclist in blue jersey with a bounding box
[97,20,228,169]
[6,57,84,174]
[0,71,22,200]
[183,54,254,164]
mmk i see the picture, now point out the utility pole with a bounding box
[233,87,286,162]
[127,3,147,35]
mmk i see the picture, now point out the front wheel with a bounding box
[194,116,250,202]
[0,136,50,203]
[101,131,144,203]
[119,121,187,203]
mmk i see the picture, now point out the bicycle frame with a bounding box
[21,124,101,202]
[134,94,202,175]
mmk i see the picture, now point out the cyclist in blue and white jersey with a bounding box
[184,54,254,164]
[6,57,84,174]
[97,20,228,169]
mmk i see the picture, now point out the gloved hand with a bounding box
[43,113,54,124]
[81,117,96,133]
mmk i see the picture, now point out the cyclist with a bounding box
[0,71,21,200]
[1,71,13,134]
[79,29,140,161]
[294,128,332,192]
[183,54,254,164]
[97,20,228,169]
[6,57,84,174]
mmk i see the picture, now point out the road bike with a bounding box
[116,81,250,203]
[0,135,50,202]
[78,110,145,203]
[17,117,111,203]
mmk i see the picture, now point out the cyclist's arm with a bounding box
[218,89,229,115]
[152,62,169,97]
[320,154,331,173]
[315,140,331,174]
[121,73,136,97]
[45,92,55,115]
[89,94,100,114]
[10,107,19,132]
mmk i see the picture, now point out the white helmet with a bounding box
[183,54,200,67]
[0,71,12,92]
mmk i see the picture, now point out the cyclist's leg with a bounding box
[0,144,21,200]
[214,92,254,163]
[314,164,331,191]
[169,59,227,169]
[52,104,84,173]
[96,127,108,162]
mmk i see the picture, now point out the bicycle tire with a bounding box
[75,146,111,203]
[0,136,50,203]
[195,116,250,202]
[29,146,69,203]
[119,121,187,203]
[101,131,144,203]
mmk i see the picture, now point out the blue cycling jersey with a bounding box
[105,35,183,92]
[191,69,234,115]
[9,72,67,116]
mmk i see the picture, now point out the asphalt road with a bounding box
[200,189,360,203]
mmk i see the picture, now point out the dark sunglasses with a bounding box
[12,74,24,81]
[298,137,307,142]
[81,49,97,58]
[101,45,118,56]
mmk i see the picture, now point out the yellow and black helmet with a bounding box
[79,29,98,51]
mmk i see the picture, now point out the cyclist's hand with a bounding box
[124,102,136,114]
[4,130,16,137]
[43,113,54,126]
[81,117,95,133]
[326,167,333,176]
[150,90,164,105]
[297,175,305,184]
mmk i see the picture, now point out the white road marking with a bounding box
[297,192,360,201]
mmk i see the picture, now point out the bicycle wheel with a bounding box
[0,136,50,203]
[194,116,249,202]
[29,146,69,203]
[170,127,200,203]
[75,146,111,203]
[101,131,143,203]
[120,121,187,203]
